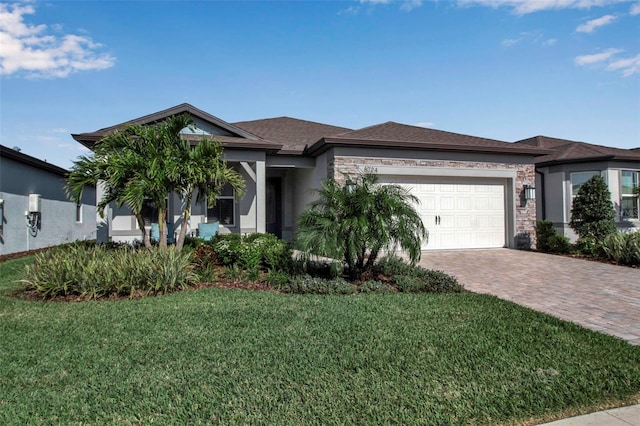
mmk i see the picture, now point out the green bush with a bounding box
[213,233,293,272]
[547,234,573,254]
[196,266,218,283]
[281,276,355,295]
[569,175,616,240]
[394,271,463,294]
[358,280,395,294]
[535,220,557,253]
[262,270,291,289]
[213,234,243,266]
[22,244,196,299]
[574,237,598,256]
[374,256,463,293]
[599,232,640,266]
[373,255,414,277]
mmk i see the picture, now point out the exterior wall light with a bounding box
[524,185,536,200]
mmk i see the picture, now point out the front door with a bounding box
[266,178,282,238]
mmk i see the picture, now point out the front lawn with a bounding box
[1,257,639,425]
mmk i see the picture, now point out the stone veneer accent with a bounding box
[329,155,537,249]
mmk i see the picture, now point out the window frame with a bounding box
[570,171,601,198]
[206,185,236,227]
[620,170,639,220]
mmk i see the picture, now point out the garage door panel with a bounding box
[381,176,506,250]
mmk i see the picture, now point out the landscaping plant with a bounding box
[21,243,196,299]
[569,176,616,241]
[295,170,427,280]
[66,114,245,250]
[598,231,640,266]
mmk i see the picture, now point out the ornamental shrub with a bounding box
[599,232,640,266]
[22,244,196,299]
[282,276,355,295]
[374,256,463,293]
[546,234,573,254]
[569,176,616,240]
[535,220,557,253]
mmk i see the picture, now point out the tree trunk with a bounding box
[135,213,151,248]
[175,195,192,251]
[158,208,167,248]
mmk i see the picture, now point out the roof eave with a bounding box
[536,155,640,167]
[306,137,551,157]
[0,145,68,176]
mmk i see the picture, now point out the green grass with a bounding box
[1,257,639,425]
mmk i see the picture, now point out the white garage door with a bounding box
[381,176,506,250]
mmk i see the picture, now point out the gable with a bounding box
[72,103,280,151]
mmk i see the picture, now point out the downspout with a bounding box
[536,170,545,221]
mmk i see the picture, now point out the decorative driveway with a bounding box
[418,249,640,345]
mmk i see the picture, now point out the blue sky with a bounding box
[1,0,639,169]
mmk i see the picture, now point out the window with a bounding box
[75,203,82,223]
[621,171,639,219]
[570,171,600,197]
[207,184,235,226]
[140,198,159,226]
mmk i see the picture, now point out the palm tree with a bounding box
[67,131,154,247]
[295,170,427,280]
[169,137,245,250]
[68,113,246,249]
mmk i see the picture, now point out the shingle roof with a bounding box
[307,121,549,156]
[515,136,640,165]
[233,117,351,154]
[0,144,68,176]
[72,103,282,152]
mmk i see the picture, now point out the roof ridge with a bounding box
[234,116,352,130]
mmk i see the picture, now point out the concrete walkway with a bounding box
[419,249,640,345]
[541,404,640,425]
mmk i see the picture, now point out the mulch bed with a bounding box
[0,248,50,263]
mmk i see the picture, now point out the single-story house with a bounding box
[516,136,640,241]
[0,145,96,256]
[72,103,549,250]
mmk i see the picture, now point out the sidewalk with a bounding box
[540,404,639,425]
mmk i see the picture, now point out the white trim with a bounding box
[256,160,266,233]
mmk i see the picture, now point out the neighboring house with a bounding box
[516,136,640,241]
[0,145,96,256]
[72,103,547,250]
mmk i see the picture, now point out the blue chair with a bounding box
[150,223,160,242]
[198,222,219,241]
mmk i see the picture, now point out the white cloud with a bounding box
[576,14,617,33]
[458,0,626,15]
[606,53,640,76]
[500,31,557,48]
[357,0,424,12]
[414,121,434,127]
[574,47,622,65]
[501,38,521,47]
[401,0,424,11]
[0,3,115,78]
[574,48,639,76]
[50,127,68,133]
[631,2,640,15]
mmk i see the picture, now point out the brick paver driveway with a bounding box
[419,249,640,345]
